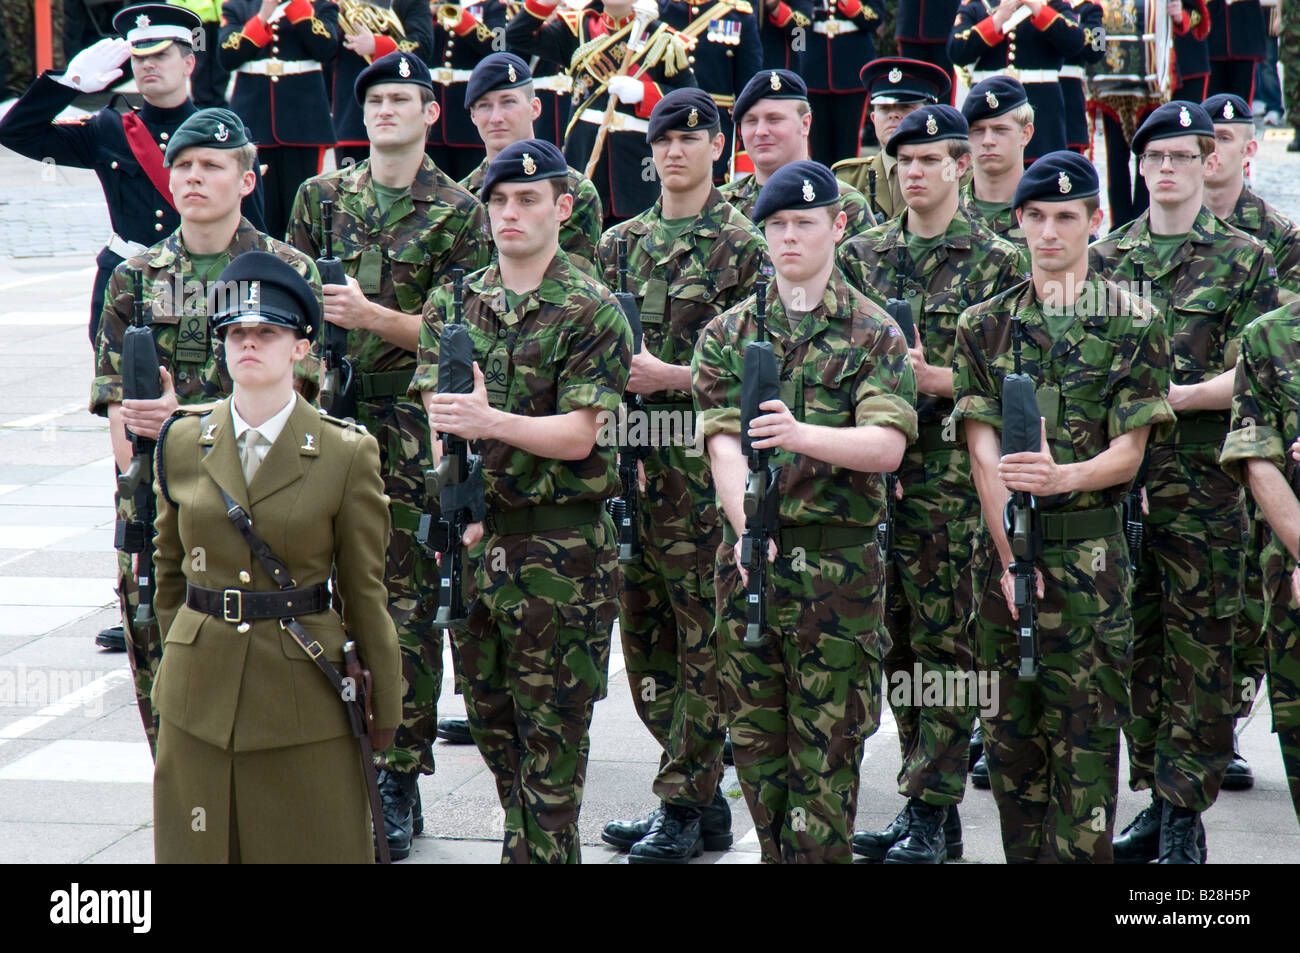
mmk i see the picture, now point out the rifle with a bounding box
[317,199,357,420]
[867,167,883,225]
[610,237,646,564]
[114,270,162,632]
[739,272,782,645]
[1122,261,1149,566]
[879,281,917,562]
[1001,312,1041,681]
[416,269,485,630]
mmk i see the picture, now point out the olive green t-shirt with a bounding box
[1149,231,1189,267]
[661,217,695,243]
[905,230,946,267]
[973,196,1009,222]
[373,181,409,218]
[188,251,227,283]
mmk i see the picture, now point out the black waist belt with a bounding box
[1039,505,1122,543]
[487,500,603,536]
[1172,416,1229,446]
[915,421,959,453]
[722,521,875,552]
[186,581,330,624]
[358,369,415,400]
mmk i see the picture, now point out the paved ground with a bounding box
[0,96,1296,865]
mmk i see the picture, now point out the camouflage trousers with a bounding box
[884,477,980,804]
[1233,506,1268,719]
[972,530,1133,864]
[1282,0,1300,121]
[458,515,620,864]
[618,444,725,807]
[357,394,442,777]
[1125,510,1241,812]
[715,534,884,864]
[1261,548,1300,828]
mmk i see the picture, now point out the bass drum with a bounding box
[1087,0,1171,140]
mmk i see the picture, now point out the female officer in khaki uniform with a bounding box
[151,251,401,863]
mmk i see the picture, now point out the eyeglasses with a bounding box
[1139,151,1204,168]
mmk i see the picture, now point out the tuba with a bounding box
[339,0,407,38]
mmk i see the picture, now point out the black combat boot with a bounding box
[1221,749,1254,790]
[884,800,949,864]
[1289,128,1300,152]
[852,804,908,861]
[628,804,704,864]
[1113,793,1162,864]
[436,717,474,745]
[700,785,733,850]
[376,769,419,861]
[970,752,990,789]
[1158,801,1203,864]
[602,805,663,851]
[96,625,126,651]
[412,786,423,837]
[944,803,963,860]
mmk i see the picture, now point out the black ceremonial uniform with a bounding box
[1061,0,1104,151]
[658,0,760,182]
[760,0,813,73]
[425,1,500,179]
[332,0,433,166]
[506,0,697,224]
[1173,0,1212,101]
[805,0,884,165]
[948,0,1086,161]
[896,0,962,93]
[1206,0,1267,101]
[219,0,339,238]
[0,74,266,343]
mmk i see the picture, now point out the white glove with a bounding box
[56,37,130,93]
[608,75,644,105]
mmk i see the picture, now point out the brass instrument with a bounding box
[339,0,407,38]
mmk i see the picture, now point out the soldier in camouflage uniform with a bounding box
[1220,310,1300,828]
[832,57,953,224]
[839,105,1023,864]
[412,138,632,864]
[960,76,1033,246]
[694,161,918,863]
[594,89,767,863]
[954,151,1175,863]
[286,52,491,860]
[459,53,604,276]
[1283,0,1300,149]
[1090,102,1279,863]
[722,70,874,240]
[1201,92,1300,792]
[93,110,321,757]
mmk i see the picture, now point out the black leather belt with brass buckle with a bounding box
[186,581,330,624]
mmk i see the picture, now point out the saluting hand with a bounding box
[120,367,178,440]
[427,362,498,441]
[998,418,1069,496]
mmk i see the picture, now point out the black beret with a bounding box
[732,69,808,124]
[482,138,568,199]
[163,108,250,166]
[859,57,951,104]
[465,52,532,109]
[1012,150,1099,209]
[1131,101,1214,155]
[647,88,720,142]
[210,252,319,339]
[1202,93,1253,125]
[962,76,1029,124]
[113,3,199,54]
[354,51,434,106]
[753,160,840,223]
[886,104,968,157]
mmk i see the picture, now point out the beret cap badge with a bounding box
[522,152,537,175]
[770,71,781,91]
[926,114,938,135]
[1223,101,1234,119]
[507,63,517,82]
[214,122,229,142]
[802,179,815,202]
[1179,105,1191,127]
[687,106,699,127]
[399,56,411,78]
[986,90,998,109]
[1058,171,1071,194]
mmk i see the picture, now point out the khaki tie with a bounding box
[240,428,267,486]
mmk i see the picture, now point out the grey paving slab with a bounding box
[0,549,118,577]
[0,820,141,864]
[0,779,151,826]
[82,827,155,865]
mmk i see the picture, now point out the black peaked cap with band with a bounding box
[482,137,568,198]
[210,252,319,339]
[886,104,968,157]
[648,88,720,142]
[753,160,840,223]
[1012,149,1099,209]
[355,50,434,105]
[113,3,199,55]
[859,57,951,105]
[732,69,808,124]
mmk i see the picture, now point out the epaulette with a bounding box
[831,156,872,172]
[317,406,370,435]
[155,404,216,508]
[729,0,754,12]
[558,7,585,36]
